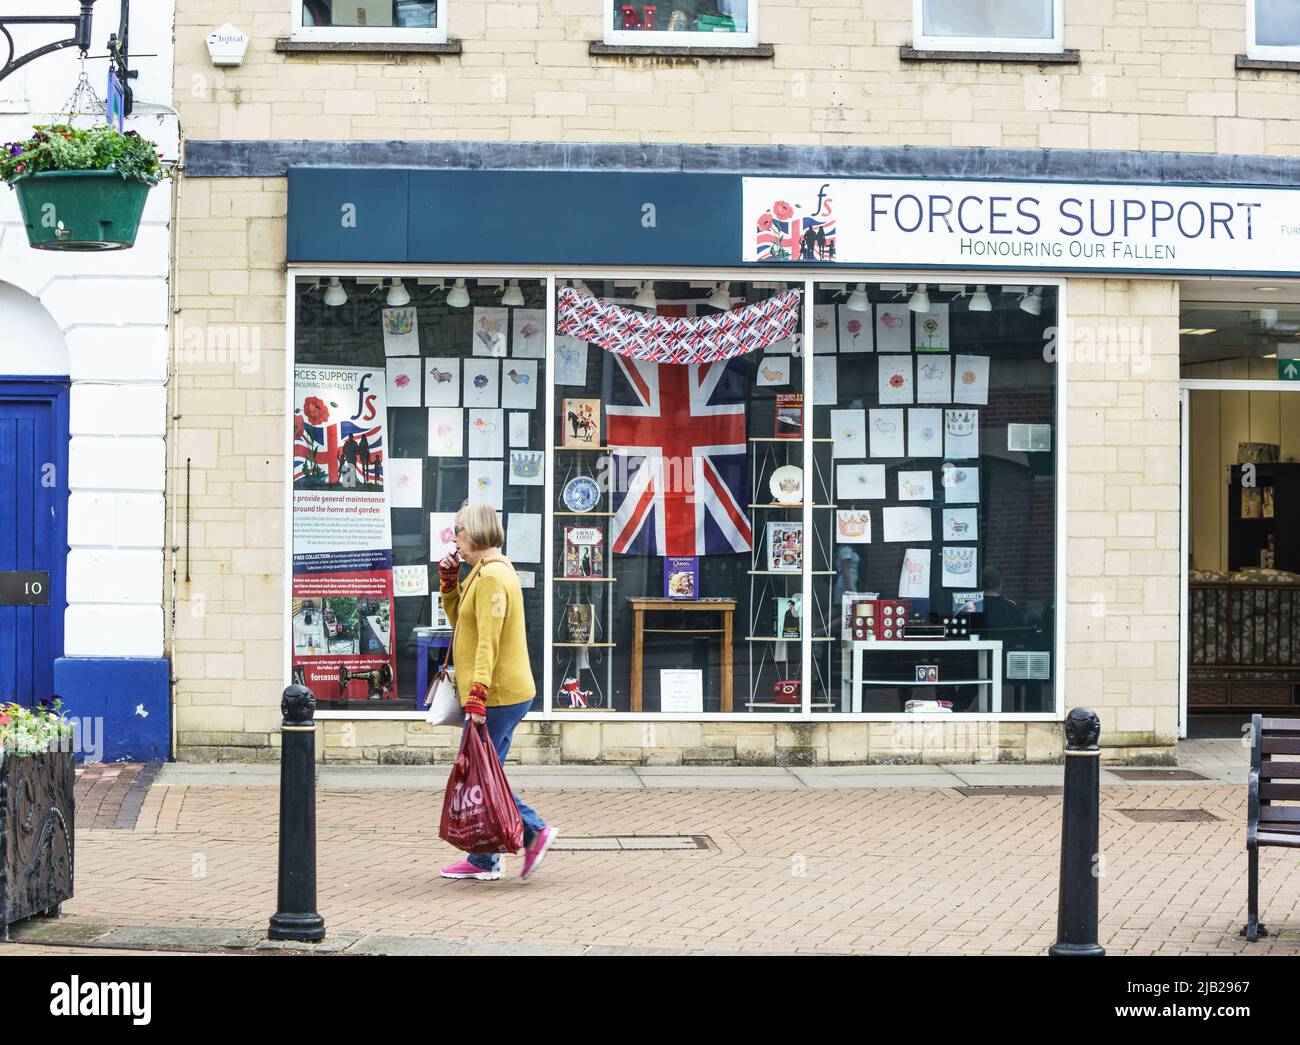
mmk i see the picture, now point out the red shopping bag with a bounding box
[439,719,525,855]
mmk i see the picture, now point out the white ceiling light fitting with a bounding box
[908,283,931,313]
[1020,287,1043,316]
[385,277,411,307]
[446,278,470,308]
[968,285,992,312]
[845,283,870,313]
[634,281,657,308]
[501,279,525,307]
[707,282,733,310]
[323,277,347,307]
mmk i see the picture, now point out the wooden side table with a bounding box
[628,598,736,713]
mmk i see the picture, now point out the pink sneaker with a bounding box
[520,826,558,880]
[440,859,500,881]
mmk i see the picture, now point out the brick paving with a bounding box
[10,773,1300,956]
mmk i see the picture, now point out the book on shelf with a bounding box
[563,526,605,578]
[775,392,803,440]
[663,556,698,600]
[775,594,802,638]
[564,603,596,644]
[562,398,601,448]
[765,521,803,573]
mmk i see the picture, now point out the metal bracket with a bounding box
[0,1,95,85]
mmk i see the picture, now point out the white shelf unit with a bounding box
[847,639,1005,714]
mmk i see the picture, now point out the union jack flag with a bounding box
[755,187,837,263]
[293,419,384,486]
[607,358,752,557]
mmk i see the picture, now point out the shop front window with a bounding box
[291,276,546,710]
[811,282,1060,716]
[552,278,803,713]
[604,0,758,46]
[296,1,446,40]
[914,0,1061,53]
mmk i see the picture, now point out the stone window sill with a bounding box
[900,45,1079,65]
[589,41,774,59]
[1237,54,1300,72]
[274,38,463,56]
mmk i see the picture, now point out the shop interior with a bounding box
[1182,282,1300,733]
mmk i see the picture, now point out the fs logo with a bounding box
[352,373,379,422]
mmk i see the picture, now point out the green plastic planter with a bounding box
[10,170,152,251]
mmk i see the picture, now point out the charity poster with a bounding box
[942,508,979,541]
[813,304,837,353]
[914,303,950,352]
[813,355,838,406]
[878,356,913,405]
[898,470,934,501]
[472,307,509,356]
[386,357,422,407]
[393,564,429,598]
[953,355,990,406]
[945,409,980,458]
[506,512,542,563]
[942,546,978,588]
[899,548,932,599]
[468,459,504,510]
[875,303,911,353]
[464,359,499,407]
[427,407,464,457]
[501,360,539,410]
[869,409,905,458]
[830,409,867,458]
[916,356,952,404]
[291,364,397,704]
[511,309,546,358]
[838,308,873,353]
[468,408,504,458]
[386,458,423,508]
[882,506,932,543]
[554,336,589,385]
[424,358,460,407]
[382,306,419,356]
[509,412,531,447]
[836,509,872,544]
[509,449,545,485]
[943,463,981,504]
[756,355,792,387]
[908,408,944,458]
[837,463,886,501]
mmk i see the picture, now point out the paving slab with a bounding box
[790,771,957,788]
[155,764,284,787]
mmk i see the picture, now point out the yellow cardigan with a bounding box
[440,556,536,708]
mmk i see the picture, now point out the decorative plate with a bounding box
[563,475,600,513]
[769,465,803,504]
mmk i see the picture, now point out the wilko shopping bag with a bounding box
[439,719,525,855]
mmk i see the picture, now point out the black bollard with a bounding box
[268,684,326,942]
[1049,707,1105,956]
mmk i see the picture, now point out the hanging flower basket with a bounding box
[2,124,170,251]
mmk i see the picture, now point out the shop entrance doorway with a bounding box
[1180,287,1300,738]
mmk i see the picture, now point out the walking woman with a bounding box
[437,503,557,880]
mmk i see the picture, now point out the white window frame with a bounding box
[1248,0,1300,60]
[912,0,1063,54]
[287,265,1065,726]
[602,0,759,48]
[290,0,448,44]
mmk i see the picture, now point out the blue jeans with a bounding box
[466,697,547,871]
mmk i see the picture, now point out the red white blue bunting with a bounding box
[555,286,802,364]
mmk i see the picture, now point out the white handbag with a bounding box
[422,562,496,727]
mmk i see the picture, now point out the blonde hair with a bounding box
[457,502,504,551]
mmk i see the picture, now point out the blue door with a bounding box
[0,380,68,707]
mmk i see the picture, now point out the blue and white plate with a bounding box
[562,476,600,513]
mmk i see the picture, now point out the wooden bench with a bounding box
[1243,714,1300,941]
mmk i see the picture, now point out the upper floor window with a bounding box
[1249,0,1300,59]
[294,0,447,43]
[913,0,1063,54]
[604,0,758,47]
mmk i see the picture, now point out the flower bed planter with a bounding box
[11,170,150,251]
[0,750,75,939]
